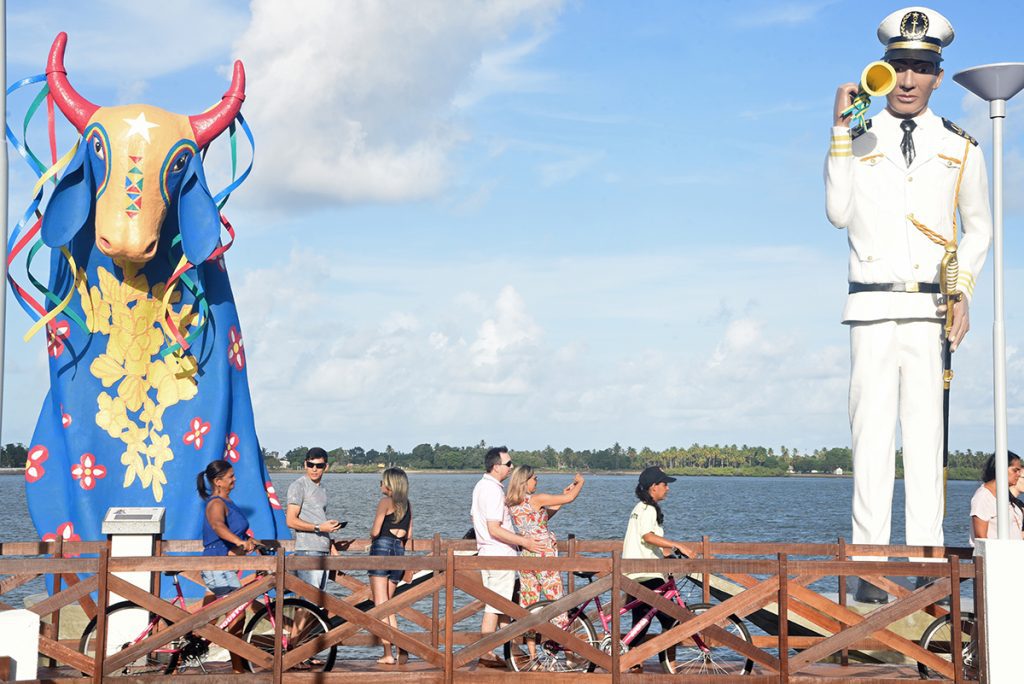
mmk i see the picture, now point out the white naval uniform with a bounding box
[824,108,992,550]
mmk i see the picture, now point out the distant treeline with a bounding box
[261,442,994,481]
[0,441,994,481]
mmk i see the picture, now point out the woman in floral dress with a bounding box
[506,467,585,616]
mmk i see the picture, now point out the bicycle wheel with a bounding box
[504,599,598,672]
[243,597,336,672]
[79,600,179,675]
[918,612,978,680]
[660,602,754,676]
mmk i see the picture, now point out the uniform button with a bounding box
[907,176,913,182]
[914,264,920,269]
[867,256,874,262]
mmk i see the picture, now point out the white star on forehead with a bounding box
[122,112,160,143]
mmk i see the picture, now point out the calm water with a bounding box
[0,471,982,547]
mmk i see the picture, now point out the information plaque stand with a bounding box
[101,507,165,657]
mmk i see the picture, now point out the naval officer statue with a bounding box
[825,7,992,603]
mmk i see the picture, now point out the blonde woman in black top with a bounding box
[369,468,413,664]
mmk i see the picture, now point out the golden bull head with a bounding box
[43,32,244,264]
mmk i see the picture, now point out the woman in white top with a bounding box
[970,451,1024,545]
[622,466,689,669]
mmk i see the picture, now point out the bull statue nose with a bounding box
[96,231,160,264]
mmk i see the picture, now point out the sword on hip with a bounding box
[940,244,960,513]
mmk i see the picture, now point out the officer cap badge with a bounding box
[877,6,954,65]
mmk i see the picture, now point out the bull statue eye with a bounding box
[171,153,189,173]
[92,137,104,160]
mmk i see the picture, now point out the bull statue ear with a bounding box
[41,141,94,247]
[177,154,221,264]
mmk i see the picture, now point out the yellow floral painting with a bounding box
[77,263,198,502]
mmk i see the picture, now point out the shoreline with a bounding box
[2,467,979,480]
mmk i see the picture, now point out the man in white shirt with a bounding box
[470,446,541,667]
[826,7,992,603]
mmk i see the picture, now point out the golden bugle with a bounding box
[860,60,897,97]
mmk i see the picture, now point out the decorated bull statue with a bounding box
[19,33,286,545]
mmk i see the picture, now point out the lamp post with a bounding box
[953,63,1024,540]
[0,4,8,446]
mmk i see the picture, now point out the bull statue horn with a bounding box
[189,61,246,149]
[46,32,100,133]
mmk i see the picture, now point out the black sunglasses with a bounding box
[502,460,514,467]
[305,461,327,469]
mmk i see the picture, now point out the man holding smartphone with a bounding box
[287,447,343,590]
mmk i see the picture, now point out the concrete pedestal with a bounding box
[0,610,40,680]
[973,538,1024,682]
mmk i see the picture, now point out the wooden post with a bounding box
[432,533,441,649]
[949,555,963,684]
[92,548,110,684]
[272,550,286,684]
[567,533,576,595]
[611,550,621,681]
[150,534,163,598]
[975,555,987,684]
[444,548,455,684]
[778,553,789,682]
[702,534,711,604]
[48,536,63,668]
[838,537,848,667]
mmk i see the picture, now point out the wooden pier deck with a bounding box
[0,536,982,682]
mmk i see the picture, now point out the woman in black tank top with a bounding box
[369,468,413,664]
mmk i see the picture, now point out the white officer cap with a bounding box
[877,7,954,64]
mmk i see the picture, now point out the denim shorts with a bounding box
[368,536,405,583]
[201,569,241,597]
[293,550,329,591]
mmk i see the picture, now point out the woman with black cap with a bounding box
[622,466,689,671]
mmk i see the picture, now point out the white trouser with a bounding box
[849,320,945,552]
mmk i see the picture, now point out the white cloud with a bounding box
[224,244,864,452]
[234,0,564,207]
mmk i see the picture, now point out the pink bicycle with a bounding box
[505,567,754,675]
[78,544,336,674]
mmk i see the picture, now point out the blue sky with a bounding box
[4,0,1024,455]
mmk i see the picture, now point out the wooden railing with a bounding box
[0,536,982,682]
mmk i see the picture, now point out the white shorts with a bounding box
[480,568,516,614]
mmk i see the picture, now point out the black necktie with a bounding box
[900,119,917,167]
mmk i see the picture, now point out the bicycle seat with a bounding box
[162,570,182,576]
[573,571,597,580]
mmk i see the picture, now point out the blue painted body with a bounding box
[24,129,287,550]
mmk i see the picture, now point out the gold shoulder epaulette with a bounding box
[942,118,978,146]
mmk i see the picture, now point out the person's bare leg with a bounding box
[389,580,407,663]
[371,575,395,663]
[228,611,246,673]
[481,611,499,634]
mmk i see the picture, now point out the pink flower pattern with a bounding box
[183,417,211,450]
[71,453,107,490]
[42,522,81,556]
[227,326,245,371]
[223,433,240,462]
[25,445,48,483]
[46,321,71,358]
[265,481,282,509]
[61,406,72,428]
